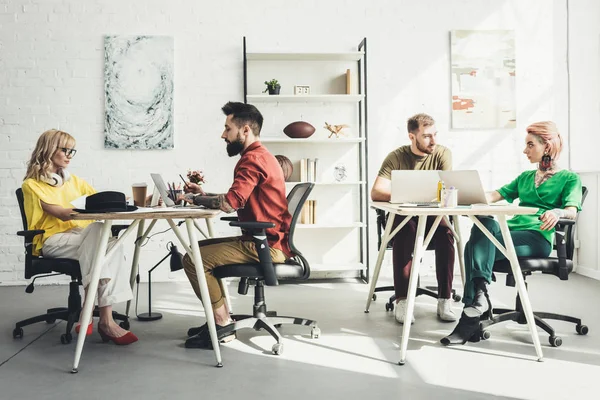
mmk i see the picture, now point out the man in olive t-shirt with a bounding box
[371,113,457,324]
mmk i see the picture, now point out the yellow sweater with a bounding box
[22,175,96,256]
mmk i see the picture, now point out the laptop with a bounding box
[390,170,440,206]
[438,170,489,205]
[150,173,203,208]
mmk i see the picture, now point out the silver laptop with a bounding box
[390,170,440,206]
[150,173,202,208]
[438,170,488,205]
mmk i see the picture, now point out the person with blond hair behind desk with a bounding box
[22,129,138,345]
[441,121,582,345]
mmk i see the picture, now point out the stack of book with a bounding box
[300,200,317,224]
[299,158,318,182]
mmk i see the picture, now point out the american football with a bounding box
[283,121,316,139]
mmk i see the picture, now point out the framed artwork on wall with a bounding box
[450,30,516,129]
[104,35,174,149]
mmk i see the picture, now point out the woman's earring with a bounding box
[540,152,552,171]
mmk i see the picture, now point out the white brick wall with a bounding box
[0,0,588,285]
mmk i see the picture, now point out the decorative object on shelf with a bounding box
[333,164,347,182]
[263,79,281,95]
[275,155,293,181]
[450,30,516,129]
[324,122,349,138]
[283,121,315,139]
[299,158,318,182]
[104,35,174,149]
[294,85,311,95]
[345,69,351,94]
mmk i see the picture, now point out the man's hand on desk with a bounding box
[177,193,235,213]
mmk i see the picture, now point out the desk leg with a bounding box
[365,213,396,312]
[125,220,146,317]
[184,218,223,367]
[71,221,113,373]
[398,216,426,365]
[497,215,544,361]
[399,215,442,365]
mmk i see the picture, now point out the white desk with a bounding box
[71,208,221,373]
[367,202,544,365]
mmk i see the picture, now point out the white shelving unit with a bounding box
[243,37,370,280]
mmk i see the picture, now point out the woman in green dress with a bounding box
[441,121,582,345]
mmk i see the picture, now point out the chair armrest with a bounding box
[229,221,275,230]
[556,218,575,227]
[220,216,239,222]
[17,229,45,239]
[554,228,569,280]
[228,220,277,286]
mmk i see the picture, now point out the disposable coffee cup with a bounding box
[441,188,458,208]
[132,183,148,207]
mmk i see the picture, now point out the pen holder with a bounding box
[168,189,184,206]
[441,188,458,208]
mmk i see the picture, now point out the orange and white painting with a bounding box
[451,30,516,129]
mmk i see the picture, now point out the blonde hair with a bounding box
[407,113,435,134]
[24,129,76,181]
[526,121,563,160]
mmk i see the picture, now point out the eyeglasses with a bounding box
[57,147,77,158]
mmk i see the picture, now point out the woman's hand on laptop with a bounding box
[178,193,196,204]
[183,182,205,195]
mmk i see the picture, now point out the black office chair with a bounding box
[372,209,461,311]
[212,182,319,355]
[480,186,589,347]
[13,188,130,344]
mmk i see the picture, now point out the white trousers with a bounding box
[42,222,132,308]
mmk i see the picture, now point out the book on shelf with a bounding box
[299,158,318,182]
[300,200,317,224]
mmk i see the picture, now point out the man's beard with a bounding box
[416,140,434,154]
[226,138,245,157]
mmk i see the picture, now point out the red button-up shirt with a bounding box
[225,141,293,257]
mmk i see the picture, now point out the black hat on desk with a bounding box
[73,191,137,213]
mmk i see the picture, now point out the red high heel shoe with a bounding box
[98,325,138,345]
[75,322,93,336]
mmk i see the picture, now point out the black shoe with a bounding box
[187,323,207,337]
[184,323,236,349]
[440,313,481,346]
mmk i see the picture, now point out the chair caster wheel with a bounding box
[549,336,562,347]
[311,327,321,339]
[576,324,588,335]
[385,302,394,312]
[452,294,462,302]
[61,333,72,344]
[372,294,377,301]
[13,327,24,339]
[272,343,283,355]
[119,320,130,330]
[481,330,491,340]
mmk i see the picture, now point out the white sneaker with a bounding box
[394,299,415,324]
[437,298,458,322]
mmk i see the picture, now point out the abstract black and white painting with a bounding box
[104,36,174,149]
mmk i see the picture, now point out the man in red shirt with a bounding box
[180,101,292,348]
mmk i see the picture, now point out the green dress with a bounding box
[462,169,582,305]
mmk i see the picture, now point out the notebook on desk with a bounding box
[389,170,440,206]
[150,173,204,209]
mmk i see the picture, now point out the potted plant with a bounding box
[263,79,281,95]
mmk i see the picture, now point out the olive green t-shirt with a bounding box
[377,145,452,179]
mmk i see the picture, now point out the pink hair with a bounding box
[526,121,563,160]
